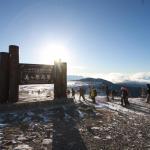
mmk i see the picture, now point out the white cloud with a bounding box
[129,72,150,83]
[103,73,129,83]
[77,72,150,83]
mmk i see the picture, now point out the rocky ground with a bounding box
[0,97,150,150]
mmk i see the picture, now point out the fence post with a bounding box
[0,52,9,103]
[9,45,19,103]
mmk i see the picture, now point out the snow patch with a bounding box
[17,135,27,141]
[42,138,52,145]
[22,116,32,123]
[14,144,32,150]
[0,123,7,128]
[27,111,34,116]
[94,136,101,139]
[77,110,85,118]
[91,127,100,130]
[106,135,112,139]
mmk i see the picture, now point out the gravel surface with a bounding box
[0,98,150,150]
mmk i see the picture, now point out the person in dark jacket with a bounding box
[111,89,116,100]
[71,88,75,99]
[105,85,110,101]
[79,87,86,101]
[146,84,150,103]
[121,87,129,107]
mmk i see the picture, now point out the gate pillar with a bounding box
[54,61,67,99]
[9,45,19,102]
[0,52,9,103]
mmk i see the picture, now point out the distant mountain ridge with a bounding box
[78,77,113,85]
[117,80,147,88]
[69,76,148,88]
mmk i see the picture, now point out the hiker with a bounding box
[79,87,86,101]
[146,84,150,103]
[66,89,71,97]
[37,90,40,95]
[71,88,75,99]
[111,89,116,100]
[120,86,129,106]
[88,86,92,98]
[91,87,97,103]
[105,85,110,101]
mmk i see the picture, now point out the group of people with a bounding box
[67,85,126,105]
[66,83,150,106]
[119,84,150,106]
[66,86,97,103]
[78,86,97,103]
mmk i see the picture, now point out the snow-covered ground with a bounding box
[1,82,150,149]
[19,81,79,102]
[0,93,150,149]
[18,82,150,117]
[95,97,150,116]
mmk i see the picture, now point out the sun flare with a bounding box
[39,42,70,64]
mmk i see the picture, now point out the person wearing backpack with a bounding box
[91,87,97,103]
[146,84,150,103]
[79,87,86,101]
[121,86,129,107]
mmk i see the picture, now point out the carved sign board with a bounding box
[19,63,54,84]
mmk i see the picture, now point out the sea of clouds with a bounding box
[80,72,150,83]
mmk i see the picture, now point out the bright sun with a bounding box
[39,42,70,64]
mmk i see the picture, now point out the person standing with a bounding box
[66,89,71,98]
[111,89,116,100]
[120,86,129,106]
[146,84,150,103]
[91,87,97,103]
[88,86,92,99]
[37,90,40,95]
[105,85,110,101]
[79,87,86,101]
[71,88,75,99]
[121,87,125,106]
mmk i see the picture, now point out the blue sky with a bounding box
[0,0,150,82]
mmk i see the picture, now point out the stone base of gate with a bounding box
[0,98,74,112]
